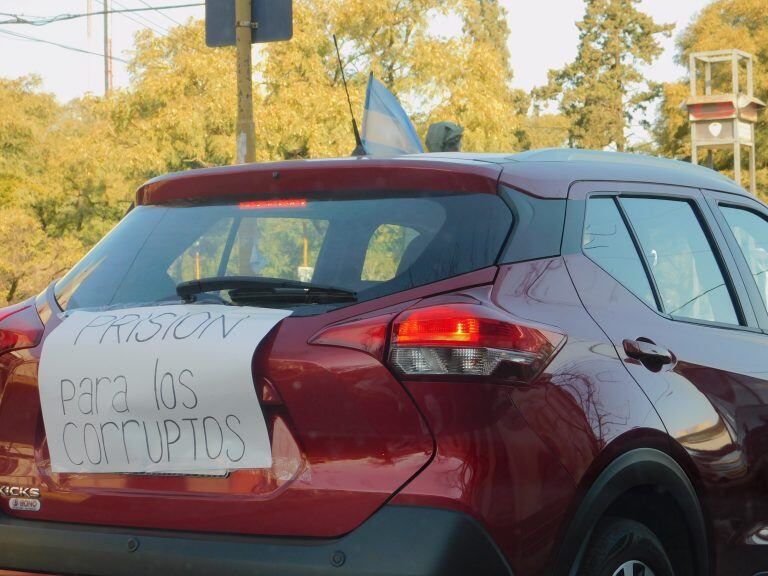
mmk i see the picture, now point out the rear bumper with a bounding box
[0,505,513,576]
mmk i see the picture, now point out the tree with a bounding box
[0,208,81,306]
[653,82,691,159]
[653,0,768,192]
[0,1,528,305]
[520,114,570,150]
[0,77,84,305]
[425,0,529,151]
[0,76,59,209]
[116,22,237,177]
[537,0,672,151]
[259,0,528,156]
[256,0,360,159]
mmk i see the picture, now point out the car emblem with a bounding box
[0,485,40,499]
[9,498,41,512]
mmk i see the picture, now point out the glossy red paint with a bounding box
[309,313,394,362]
[1,154,767,576]
[0,301,44,355]
[137,157,502,206]
[565,181,768,575]
[392,276,668,576]
[0,267,499,537]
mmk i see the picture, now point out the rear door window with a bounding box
[55,193,512,312]
[720,206,768,310]
[621,197,738,325]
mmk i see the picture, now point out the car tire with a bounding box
[579,517,675,576]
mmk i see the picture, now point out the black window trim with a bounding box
[497,184,565,264]
[581,190,758,333]
[613,197,665,313]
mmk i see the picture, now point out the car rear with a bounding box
[0,158,571,575]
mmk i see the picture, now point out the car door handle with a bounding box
[622,339,673,365]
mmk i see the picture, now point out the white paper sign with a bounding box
[38,304,291,474]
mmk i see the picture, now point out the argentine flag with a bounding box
[361,74,424,156]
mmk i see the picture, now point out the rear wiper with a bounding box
[176,276,357,304]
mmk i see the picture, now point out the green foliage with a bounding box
[0,76,59,211]
[118,22,236,176]
[536,0,672,151]
[1,1,537,307]
[3,0,719,306]
[0,77,85,305]
[0,207,81,304]
[520,114,570,150]
[424,0,529,151]
[259,0,529,157]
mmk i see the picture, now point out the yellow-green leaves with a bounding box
[654,0,768,195]
[536,0,672,152]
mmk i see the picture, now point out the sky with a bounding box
[0,0,714,124]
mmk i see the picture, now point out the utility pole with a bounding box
[103,0,113,96]
[87,0,93,38]
[206,0,292,164]
[235,0,256,164]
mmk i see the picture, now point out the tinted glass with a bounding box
[721,206,768,310]
[362,224,421,281]
[55,193,512,312]
[582,197,656,308]
[622,197,738,325]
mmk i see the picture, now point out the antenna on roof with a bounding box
[333,34,366,156]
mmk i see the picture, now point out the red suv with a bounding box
[1,149,767,576]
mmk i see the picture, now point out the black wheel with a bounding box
[579,517,675,576]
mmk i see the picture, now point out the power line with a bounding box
[134,0,183,27]
[97,0,169,36]
[115,9,168,35]
[0,28,128,63]
[0,3,202,27]
[115,1,171,35]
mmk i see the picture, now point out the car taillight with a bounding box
[309,314,395,362]
[389,304,563,383]
[0,304,44,356]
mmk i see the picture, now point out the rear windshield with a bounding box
[55,192,512,312]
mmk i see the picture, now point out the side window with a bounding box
[582,197,657,309]
[720,206,768,310]
[362,224,421,282]
[621,198,738,325]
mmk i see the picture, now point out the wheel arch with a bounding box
[551,447,709,576]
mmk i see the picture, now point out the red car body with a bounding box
[0,150,767,575]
